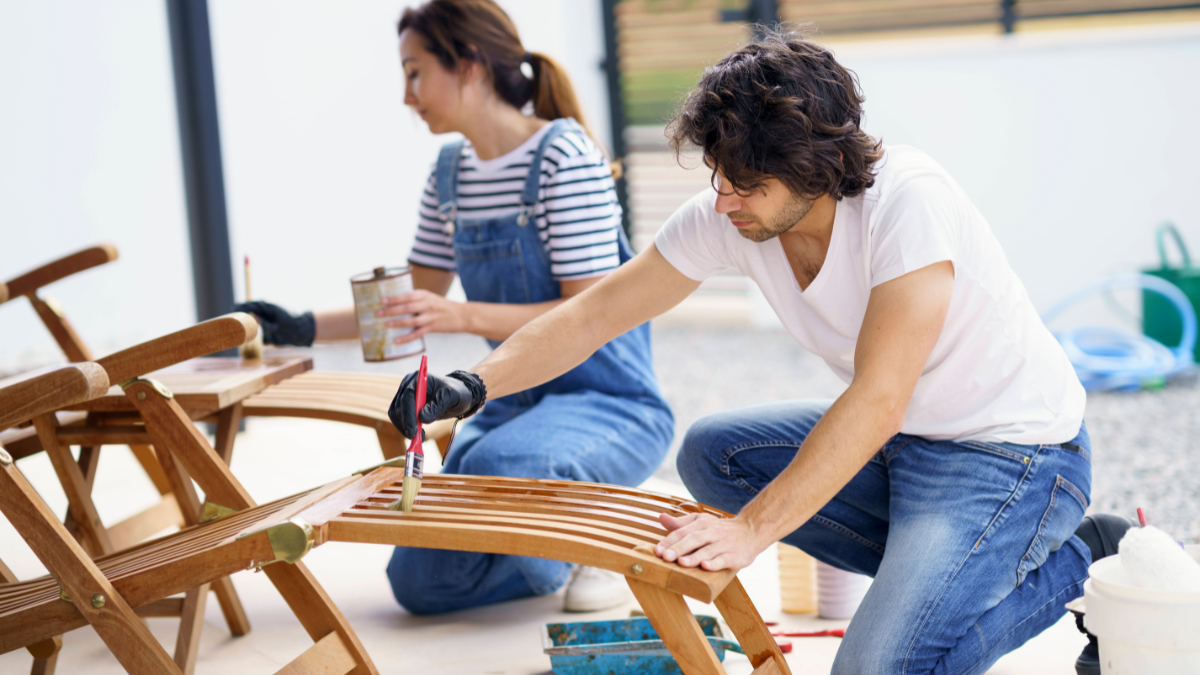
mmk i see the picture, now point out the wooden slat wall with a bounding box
[780,0,1000,32]
[1016,0,1200,18]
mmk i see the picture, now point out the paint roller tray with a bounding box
[541,615,743,674]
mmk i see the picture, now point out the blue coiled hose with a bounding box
[1041,274,1197,392]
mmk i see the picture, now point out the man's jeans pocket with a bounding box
[1017,475,1089,586]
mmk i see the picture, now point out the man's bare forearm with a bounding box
[473,294,602,399]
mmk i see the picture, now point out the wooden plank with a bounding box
[33,413,114,556]
[714,577,792,674]
[0,364,109,431]
[276,631,357,675]
[107,494,184,551]
[627,577,725,675]
[263,562,378,675]
[211,576,250,637]
[130,444,174,495]
[136,597,185,617]
[96,314,259,385]
[0,462,182,674]
[173,582,209,675]
[28,295,93,363]
[5,244,118,299]
[56,426,154,445]
[214,403,243,464]
[128,385,256,511]
[326,517,729,602]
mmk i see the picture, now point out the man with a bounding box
[392,31,1130,675]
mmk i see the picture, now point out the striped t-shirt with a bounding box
[407,123,622,281]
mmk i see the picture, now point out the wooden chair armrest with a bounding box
[0,363,110,431]
[0,282,8,304]
[96,313,259,384]
[4,244,119,300]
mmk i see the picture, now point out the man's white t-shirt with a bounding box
[655,145,1085,444]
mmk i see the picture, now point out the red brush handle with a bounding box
[770,629,845,638]
[407,355,428,457]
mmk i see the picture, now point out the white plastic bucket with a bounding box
[815,561,871,620]
[1084,544,1200,674]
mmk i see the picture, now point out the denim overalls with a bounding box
[386,119,674,615]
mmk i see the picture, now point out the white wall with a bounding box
[0,1,191,370]
[833,22,1200,320]
[0,0,607,371]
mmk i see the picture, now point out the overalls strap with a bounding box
[517,118,582,227]
[435,138,466,227]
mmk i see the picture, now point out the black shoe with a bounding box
[1074,514,1136,563]
[1071,514,1136,675]
[1072,610,1101,675]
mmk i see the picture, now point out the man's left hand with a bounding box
[654,513,766,572]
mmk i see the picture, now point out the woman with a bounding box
[237,0,673,615]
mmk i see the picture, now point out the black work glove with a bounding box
[233,301,316,346]
[388,370,486,440]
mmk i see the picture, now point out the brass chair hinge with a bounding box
[237,518,315,569]
[118,377,174,400]
[200,501,239,524]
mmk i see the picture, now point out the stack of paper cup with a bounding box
[816,561,872,620]
[778,543,817,614]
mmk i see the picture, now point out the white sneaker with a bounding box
[563,565,632,613]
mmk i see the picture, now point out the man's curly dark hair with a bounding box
[667,29,883,201]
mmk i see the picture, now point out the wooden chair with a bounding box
[2,243,434,463]
[2,317,790,675]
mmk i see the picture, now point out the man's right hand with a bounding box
[233,301,316,346]
[388,370,486,439]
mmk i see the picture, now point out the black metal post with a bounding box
[1001,0,1017,33]
[600,0,632,240]
[165,0,234,323]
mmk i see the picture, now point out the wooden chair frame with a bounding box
[2,243,437,464]
[2,317,790,675]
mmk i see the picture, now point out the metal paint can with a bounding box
[350,266,426,362]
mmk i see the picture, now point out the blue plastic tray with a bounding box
[541,615,744,674]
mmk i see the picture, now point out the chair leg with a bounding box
[211,576,250,636]
[27,635,61,675]
[264,561,379,675]
[129,444,174,495]
[174,582,210,675]
[213,404,243,465]
[33,414,113,556]
[627,577,725,675]
[0,462,182,675]
[714,576,792,675]
[376,427,405,461]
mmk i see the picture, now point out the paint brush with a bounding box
[238,254,265,360]
[395,354,428,512]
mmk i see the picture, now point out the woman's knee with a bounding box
[387,548,447,615]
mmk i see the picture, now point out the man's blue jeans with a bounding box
[677,400,1093,675]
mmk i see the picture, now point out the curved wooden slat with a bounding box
[4,244,118,300]
[96,314,258,384]
[0,363,109,431]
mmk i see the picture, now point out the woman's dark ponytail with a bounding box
[398,0,614,165]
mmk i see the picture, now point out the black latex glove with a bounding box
[233,301,316,346]
[388,370,486,440]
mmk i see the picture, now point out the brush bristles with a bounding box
[399,475,421,512]
[239,332,264,360]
